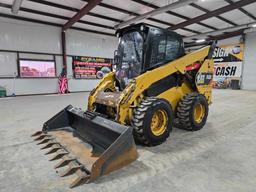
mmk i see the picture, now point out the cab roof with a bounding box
[116,23,181,39]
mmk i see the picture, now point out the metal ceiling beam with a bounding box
[189,3,238,26]
[169,0,256,30]
[27,0,199,35]
[82,0,200,34]
[2,1,195,36]
[183,21,256,41]
[0,13,115,37]
[185,29,244,48]
[28,0,122,23]
[63,0,102,30]
[115,0,200,29]
[208,28,245,41]
[0,3,114,30]
[131,0,218,31]
[225,0,256,20]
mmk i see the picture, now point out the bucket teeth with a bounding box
[37,138,54,145]
[49,149,68,161]
[44,144,62,155]
[40,142,59,149]
[33,134,51,141]
[59,162,82,177]
[54,156,76,169]
[32,135,92,188]
[70,170,90,188]
[31,131,43,137]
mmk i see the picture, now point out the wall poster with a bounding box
[19,59,56,78]
[212,44,244,89]
[72,56,113,79]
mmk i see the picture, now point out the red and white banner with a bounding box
[72,56,113,79]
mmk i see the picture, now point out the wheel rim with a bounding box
[150,109,168,136]
[194,103,205,124]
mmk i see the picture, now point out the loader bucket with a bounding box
[32,105,138,188]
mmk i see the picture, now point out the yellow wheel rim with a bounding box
[150,109,168,136]
[194,103,205,124]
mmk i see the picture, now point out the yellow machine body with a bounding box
[88,45,214,125]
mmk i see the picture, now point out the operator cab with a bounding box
[114,23,185,90]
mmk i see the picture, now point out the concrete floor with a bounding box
[0,89,256,192]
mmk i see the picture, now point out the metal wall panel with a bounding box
[241,31,256,90]
[0,18,61,54]
[55,56,63,75]
[0,78,58,95]
[19,53,54,60]
[217,36,241,46]
[66,29,117,58]
[0,52,17,77]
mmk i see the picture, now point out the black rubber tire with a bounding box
[132,97,173,146]
[176,93,209,131]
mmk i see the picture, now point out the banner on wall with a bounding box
[212,44,244,89]
[72,56,113,79]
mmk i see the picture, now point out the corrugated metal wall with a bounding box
[0,18,118,95]
[241,31,256,90]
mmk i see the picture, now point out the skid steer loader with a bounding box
[32,23,215,188]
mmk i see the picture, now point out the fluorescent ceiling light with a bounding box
[196,39,206,43]
[252,23,256,28]
[12,0,23,14]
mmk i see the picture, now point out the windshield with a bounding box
[115,31,143,89]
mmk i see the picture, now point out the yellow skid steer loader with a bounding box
[32,23,215,188]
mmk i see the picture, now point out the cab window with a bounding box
[166,36,180,61]
[150,36,166,67]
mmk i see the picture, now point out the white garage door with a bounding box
[242,31,256,90]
